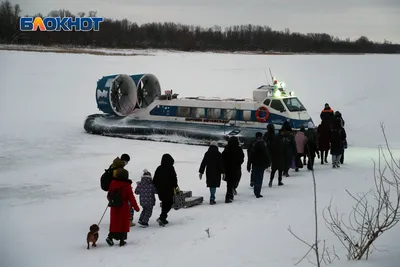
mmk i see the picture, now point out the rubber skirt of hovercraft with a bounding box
[83,114,261,148]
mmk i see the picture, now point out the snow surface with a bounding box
[1,49,400,267]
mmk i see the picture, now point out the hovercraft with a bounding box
[84,73,313,148]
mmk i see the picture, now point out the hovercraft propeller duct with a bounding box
[95,73,161,116]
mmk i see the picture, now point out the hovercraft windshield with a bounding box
[282,97,307,112]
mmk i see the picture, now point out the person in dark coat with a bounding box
[334,111,346,163]
[334,111,345,127]
[330,119,347,168]
[305,122,319,170]
[268,133,285,187]
[247,133,258,187]
[153,153,179,226]
[222,136,244,203]
[280,128,297,177]
[320,103,335,124]
[281,120,292,132]
[317,119,331,164]
[247,132,270,198]
[106,168,140,247]
[263,124,276,146]
[199,141,225,205]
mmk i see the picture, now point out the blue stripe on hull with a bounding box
[148,105,313,129]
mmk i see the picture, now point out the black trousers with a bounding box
[226,179,235,201]
[307,156,315,170]
[160,196,173,220]
[270,168,283,182]
[320,150,329,162]
[108,232,127,241]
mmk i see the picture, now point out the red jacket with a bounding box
[108,179,140,233]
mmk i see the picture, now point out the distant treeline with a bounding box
[1,0,399,54]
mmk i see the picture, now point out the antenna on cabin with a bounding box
[264,70,270,86]
[269,68,274,83]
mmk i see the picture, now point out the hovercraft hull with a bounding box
[84,73,314,148]
[84,114,265,148]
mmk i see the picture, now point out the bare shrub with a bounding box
[323,123,400,260]
[288,162,339,266]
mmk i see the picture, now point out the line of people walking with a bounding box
[100,103,347,246]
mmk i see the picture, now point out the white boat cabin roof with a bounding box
[158,82,295,103]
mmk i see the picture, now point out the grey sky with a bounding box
[11,0,400,43]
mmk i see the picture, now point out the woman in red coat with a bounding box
[106,168,140,247]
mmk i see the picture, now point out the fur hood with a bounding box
[111,157,126,169]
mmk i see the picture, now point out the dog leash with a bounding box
[98,204,109,226]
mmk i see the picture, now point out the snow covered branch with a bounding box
[323,123,400,260]
[288,167,339,266]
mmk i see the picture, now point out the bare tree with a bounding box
[323,123,400,260]
[288,159,339,266]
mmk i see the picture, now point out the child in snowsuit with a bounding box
[135,169,156,227]
[129,207,135,226]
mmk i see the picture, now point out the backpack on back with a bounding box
[100,167,114,191]
[107,186,125,207]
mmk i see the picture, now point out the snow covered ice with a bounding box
[1,49,400,267]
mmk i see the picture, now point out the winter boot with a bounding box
[138,220,149,228]
[278,181,284,186]
[106,236,114,246]
[268,180,272,187]
[119,240,126,247]
[157,218,168,227]
[210,199,216,205]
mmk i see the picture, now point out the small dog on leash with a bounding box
[87,224,99,249]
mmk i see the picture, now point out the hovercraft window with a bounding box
[242,110,251,121]
[191,107,206,118]
[177,107,190,117]
[282,97,306,112]
[223,109,237,120]
[207,108,221,119]
[270,100,285,112]
[263,99,271,106]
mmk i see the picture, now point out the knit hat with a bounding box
[121,154,130,162]
[210,141,218,147]
[255,132,263,138]
[142,168,151,177]
[307,122,314,129]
